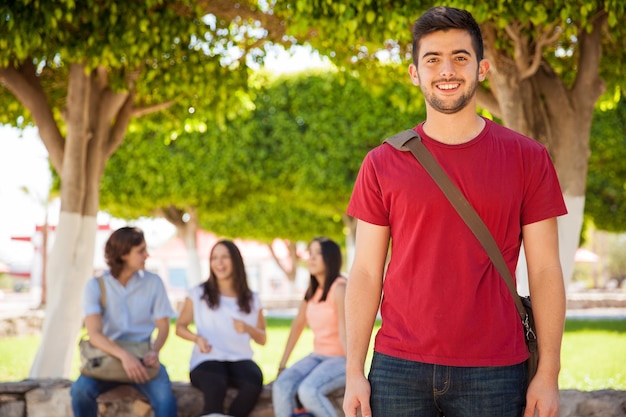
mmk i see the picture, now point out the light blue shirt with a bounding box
[82,270,175,342]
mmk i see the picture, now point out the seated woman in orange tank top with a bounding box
[272,237,347,417]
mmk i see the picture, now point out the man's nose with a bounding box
[440,58,456,78]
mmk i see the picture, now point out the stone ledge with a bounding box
[559,389,626,417]
[0,310,44,338]
[97,382,283,417]
[0,379,344,417]
[566,291,626,309]
[1,379,626,417]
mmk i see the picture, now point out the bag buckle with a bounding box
[523,313,536,341]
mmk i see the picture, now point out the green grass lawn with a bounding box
[0,317,624,390]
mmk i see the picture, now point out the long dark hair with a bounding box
[304,237,343,302]
[201,240,253,313]
[411,6,484,66]
[104,226,145,279]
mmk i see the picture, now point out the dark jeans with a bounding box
[190,359,263,417]
[369,352,527,417]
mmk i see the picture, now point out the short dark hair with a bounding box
[304,237,343,302]
[202,240,253,313]
[411,6,484,66]
[104,226,145,278]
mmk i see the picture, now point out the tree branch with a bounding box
[157,205,187,227]
[0,63,64,172]
[105,91,135,159]
[572,11,607,102]
[132,100,174,118]
[504,21,528,75]
[268,239,297,281]
[505,20,562,81]
[520,24,561,80]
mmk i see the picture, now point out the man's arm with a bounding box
[333,279,348,354]
[522,217,565,417]
[343,219,390,417]
[143,316,170,367]
[84,314,153,383]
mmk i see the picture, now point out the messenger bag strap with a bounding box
[97,275,106,312]
[384,129,528,321]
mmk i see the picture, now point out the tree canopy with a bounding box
[273,0,626,285]
[3,0,625,377]
[101,69,426,243]
[276,1,625,93]
[0,0,291,378]
[585,94,626,232]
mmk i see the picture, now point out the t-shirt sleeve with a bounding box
[252,292,263,313]
[347,149,390,226]
[521,147,568,225]
[187,285,199,300]
[82,277,103,317]
[152,275,175,320]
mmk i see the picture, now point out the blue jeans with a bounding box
[272,353,346,417]
[369,352,526,417]
[70,365,177,417]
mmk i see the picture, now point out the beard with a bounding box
[420,76,478,114]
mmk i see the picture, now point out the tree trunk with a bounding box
[161,206,203,287]
[179,218,202,287]
[27,64,134,377]
[489,70,591,288]
[268,239,297,282]
[519,70,595,288]
[29,213,98,377]
[482,15,605,289]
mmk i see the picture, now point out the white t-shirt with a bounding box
[187,284,262,370]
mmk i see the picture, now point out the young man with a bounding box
[343,6,566,417]
[71,227,177,417]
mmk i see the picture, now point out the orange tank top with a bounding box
[306,277,346,356]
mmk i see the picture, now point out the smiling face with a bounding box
[408,28,489,115]
[210,243,234,281]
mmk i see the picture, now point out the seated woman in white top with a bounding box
[176,239,267,417]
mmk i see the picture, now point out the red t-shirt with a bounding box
[347,119,567,367]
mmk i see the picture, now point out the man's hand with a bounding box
[523,372,560,417]
[343,374,372,417]
[142,349,160,368]
[120,350,151,384]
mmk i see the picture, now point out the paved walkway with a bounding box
[2,290,626,319]
[566,308,626,320]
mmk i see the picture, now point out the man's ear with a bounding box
[478,59,490,81]
[408,63,420,86]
